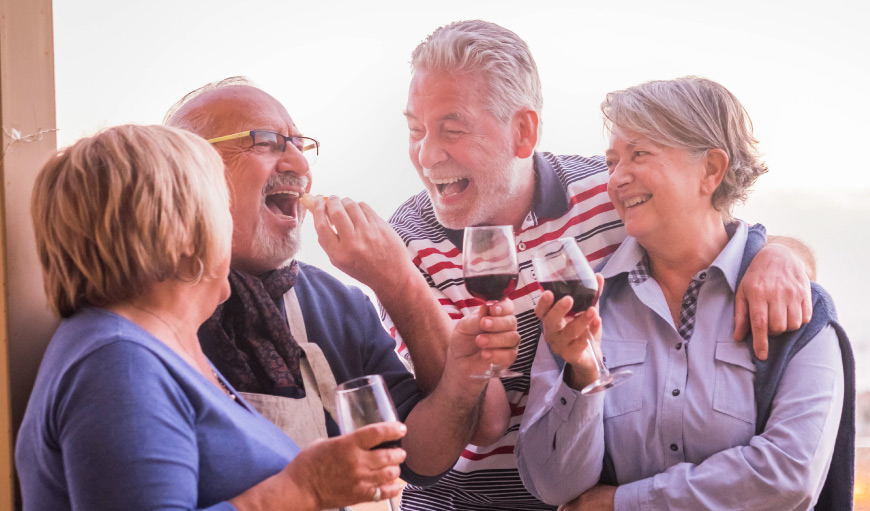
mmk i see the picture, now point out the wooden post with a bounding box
[0,0,58,508]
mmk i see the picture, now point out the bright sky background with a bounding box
[53,0,870,386]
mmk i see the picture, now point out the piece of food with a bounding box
[299,193,325,211]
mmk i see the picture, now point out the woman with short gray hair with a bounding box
[517,76,852,510]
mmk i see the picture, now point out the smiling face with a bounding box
[605,128,715,245]
[405,69,534,229]
[199,87,313,275]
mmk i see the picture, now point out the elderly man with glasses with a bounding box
[164,77,521,504]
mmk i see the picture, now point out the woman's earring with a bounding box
[177,257,204,285]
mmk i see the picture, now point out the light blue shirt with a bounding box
[517,221,844,510]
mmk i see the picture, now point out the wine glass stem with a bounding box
[483,303,503,372]
[585,327,611,379]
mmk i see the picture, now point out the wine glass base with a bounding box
[581,369,633,395]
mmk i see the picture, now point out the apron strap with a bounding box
[235,288,340,450]
[284,288,339,420]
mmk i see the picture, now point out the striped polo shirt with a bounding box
[385,152,626,510]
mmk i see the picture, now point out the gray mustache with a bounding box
[263,173,309,195]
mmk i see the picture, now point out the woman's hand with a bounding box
[534,274,604,391]
[231,422,407,511]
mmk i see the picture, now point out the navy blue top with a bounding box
[291,262,423,431]
[16,307,298,511]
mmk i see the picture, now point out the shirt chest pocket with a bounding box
[712,341,757,424]
[601,340,648,419]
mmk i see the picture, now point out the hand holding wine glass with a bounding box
[462,225,522,379]
[335,375,405,510]
[532,238,632,394]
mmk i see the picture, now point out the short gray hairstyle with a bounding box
[411,20,543,125]
[601,76,768,220]
[163,76,255,135]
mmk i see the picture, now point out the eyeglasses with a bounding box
[207,130,319,166]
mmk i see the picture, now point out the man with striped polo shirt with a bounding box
[380,20,814,510]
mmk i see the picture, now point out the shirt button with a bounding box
[560,397,567,405]
[676,343,683,350]
[672,389,680,396]
[518,241,526,251]
[670,444,679,452]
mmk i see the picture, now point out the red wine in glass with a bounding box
[463,225,522,379]
[532,238,632,394]
[465,273,518,303]
[372,440,403,450]
[539,280,598,315]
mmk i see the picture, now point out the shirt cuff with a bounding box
[549,366,604,424]
[615,478,652,511]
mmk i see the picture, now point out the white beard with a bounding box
[250,211,304,271]
[430,156,527,229]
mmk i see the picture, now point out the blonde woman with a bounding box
[16,124,406,511]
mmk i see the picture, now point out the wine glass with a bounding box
[462,225,522,379]
[532,237,632,394]
[335,375,401,511]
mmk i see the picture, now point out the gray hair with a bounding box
[411,20,543,125]
[601,76,768,220]
[163,76,256,134]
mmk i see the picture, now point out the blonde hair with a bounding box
[31,124,231,317]
[412,20,543,124]
[601,76,768,220]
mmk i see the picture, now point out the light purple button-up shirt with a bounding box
[517,221,844,510]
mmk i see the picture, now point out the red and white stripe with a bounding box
[385,153,625,510]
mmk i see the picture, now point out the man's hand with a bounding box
[440,300,519,446]
[310,195,414,293]
[558,484,616,511]
[445,300,519,382]
[734,242,812,360]
[401,301,518,475]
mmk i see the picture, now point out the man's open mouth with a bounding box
[432,177,470,197]
[265,190,300,217]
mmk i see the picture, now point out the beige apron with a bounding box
[239,289,390,511]
[238,288,338,449]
